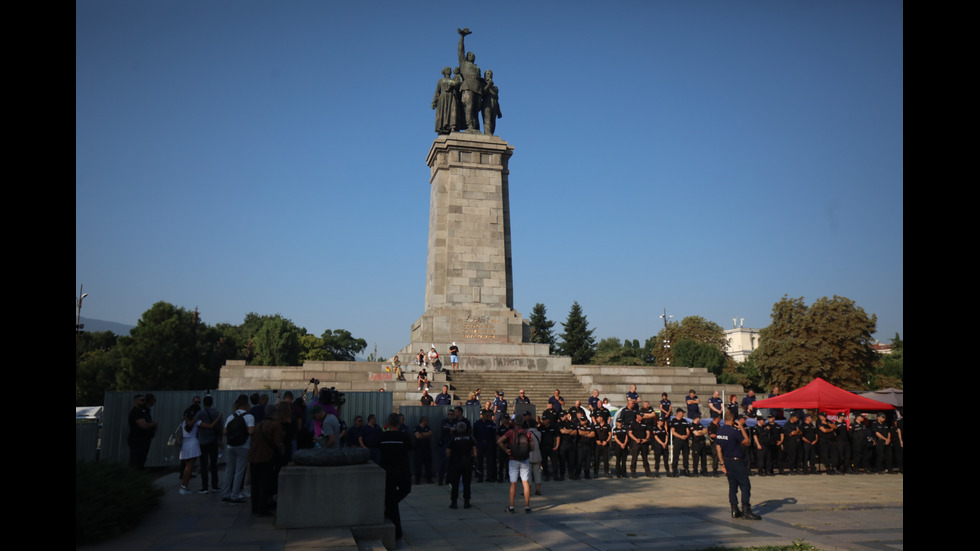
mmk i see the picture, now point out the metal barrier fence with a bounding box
[94,389,392,467]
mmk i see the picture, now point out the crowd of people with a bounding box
[127,381,901,540]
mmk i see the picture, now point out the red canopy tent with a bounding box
[752,377,895,415]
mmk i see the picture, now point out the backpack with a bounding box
[510,429,531,461]
[226,411,249,446]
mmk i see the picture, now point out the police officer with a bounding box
[669,409,692,477]
[446,423,477,509]
[754,415,772,476]
[413,416,434,484]
[438,408,457,485]
[872,413,892,473]
[801,414,819,474]
[716,415,761,520]
[612,417,630,478]
[592,411,612,478]
[690,414,709,476]
[835,412,851,474]
[558,410,578,480]
[817,412,839,474]
[650,416,670,477]
[473,409,497,482]
[538,414,560,481]
[707,415,722,476]
[492,391,508,425]
[783,412,803,475]
[848,413,870,473]
[628,413,651,478]
[575,411,596,479]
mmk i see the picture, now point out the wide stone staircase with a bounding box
[444,370,592,408]
[220,360,743,410]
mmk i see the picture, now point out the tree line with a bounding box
[528,296,902,393]
[75,301,367,406]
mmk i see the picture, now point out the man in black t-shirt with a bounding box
[380,413,413,540]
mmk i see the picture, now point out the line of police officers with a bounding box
[417,398,902,490]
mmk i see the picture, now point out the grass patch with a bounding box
[76,461,165,545]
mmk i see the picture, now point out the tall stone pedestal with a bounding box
[399,133,566,371]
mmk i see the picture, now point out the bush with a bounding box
[76,461,165,545]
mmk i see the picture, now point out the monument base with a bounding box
[277,463,386,528]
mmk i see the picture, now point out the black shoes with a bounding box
[742,505,762,520]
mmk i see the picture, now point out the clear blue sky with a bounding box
[76,1,903,356]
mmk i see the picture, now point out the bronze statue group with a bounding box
[432,28,501,135]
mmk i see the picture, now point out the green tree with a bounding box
[320,329,368,361]
[528,303,556,353]
[115,302,224,391]
[755,295,878,391]
[76,330,121,404]
[653,315,729,367]
[672,338,728,375]
[592,337,649,365]
[557,301,596,365]
[253,316,301,366]
[871,332,903,389]
[298,334,329,362]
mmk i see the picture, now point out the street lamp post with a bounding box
[76,284,88,345]
[659,308,673,367]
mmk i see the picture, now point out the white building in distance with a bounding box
[725,317,760,363]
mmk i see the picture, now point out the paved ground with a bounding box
[80,470,902,551]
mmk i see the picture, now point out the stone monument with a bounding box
[401,30,567,372]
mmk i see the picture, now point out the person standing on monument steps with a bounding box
[449,342,460,372]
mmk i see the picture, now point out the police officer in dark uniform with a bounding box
[783,412,803,474]
[872,413,892,473]
[817,412,839,474]
[538,414,559,480]
[669,409,692,477]
[438,409,457,485]
[556,411,577,480]
[707,415,722,476]
[446,423,477,509]
[612,417,630,478]
[575,411,596,479]
[801,414,819,474]
[473,409,497,482]
[835,412,850,474]
[754,415,772,476]
[492,391,508,425]
[380,413,413,540]
[715,415,761,520]
[592,411,612,478]
[690,415,709,476]
[848,413,869,473]
[659,393,672,420]
[650,416,670,477]
[413,416,434,484]
[628,414,651,478]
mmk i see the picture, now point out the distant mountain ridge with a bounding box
[77,317,134,336]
